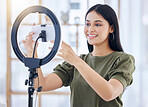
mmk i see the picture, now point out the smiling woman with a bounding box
[21,4,135,107]
[53,4,135,107]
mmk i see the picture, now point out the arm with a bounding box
[73,58,123,101]
[22,32,63,91]
[34,69,62,91]
[57,41,123,101]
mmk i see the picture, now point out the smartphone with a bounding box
[31,24,55,42]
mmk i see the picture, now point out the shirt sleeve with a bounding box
[108,54,135,89]
[53,61,74,87]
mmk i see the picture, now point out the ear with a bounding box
[109,25,114,33]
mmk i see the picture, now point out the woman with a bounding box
[23,4,135,107]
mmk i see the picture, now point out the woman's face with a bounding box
[84,11,113,46]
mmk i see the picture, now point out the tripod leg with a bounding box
[28,87,35,107]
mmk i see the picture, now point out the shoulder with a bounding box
[110,52,135,72]
[113,52,135,63]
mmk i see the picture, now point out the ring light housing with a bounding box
[11,6,61,66]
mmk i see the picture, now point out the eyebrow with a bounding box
[86,20,103,23]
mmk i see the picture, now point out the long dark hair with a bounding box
[85,4,123,52]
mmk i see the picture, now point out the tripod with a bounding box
[24,58,42,107]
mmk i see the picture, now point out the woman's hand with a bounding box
[22,32,37,57]
[50,41,80,66]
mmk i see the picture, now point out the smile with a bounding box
[87,34,98,39]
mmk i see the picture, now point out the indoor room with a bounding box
[0,0,148,107]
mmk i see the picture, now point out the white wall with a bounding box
[0,0,7,105]
[120,0,144,107]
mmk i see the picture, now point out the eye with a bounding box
[85,23,90,26]
[95,24,101,26]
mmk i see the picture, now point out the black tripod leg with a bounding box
[28,87,35,107]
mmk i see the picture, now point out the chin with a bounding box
[87,40,96,45]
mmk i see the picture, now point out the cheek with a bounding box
[98,27,109,35]
[84,27,88,35]
[95,29,102,36]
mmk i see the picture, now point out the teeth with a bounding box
[89,35,98,37]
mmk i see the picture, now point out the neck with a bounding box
[92,42,114,56]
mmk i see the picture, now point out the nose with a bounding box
[89,25,95,32]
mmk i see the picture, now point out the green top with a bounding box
[53,52,135,107]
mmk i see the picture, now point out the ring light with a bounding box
[11,5,61,66]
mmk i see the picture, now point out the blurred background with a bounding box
[0,0,148,107]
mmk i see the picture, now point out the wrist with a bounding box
[73,56,83,67]
[26,48,33,57]
[27,52,33,57]
[27,50,37,58]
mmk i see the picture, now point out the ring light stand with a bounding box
[11,6,61,107]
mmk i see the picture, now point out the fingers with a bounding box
[25,32,34,40]
[50,40,54,43]
[29,32,34,35]
[21,40,26,45]
[49,40,70,54]
[48,47,52,50]
[49,41,70,52]
[57,53,62,57]
[33,23,36,26]
[48,46,63,58]
[62,41,67,45]
[28,32,34,39]
[50,40,67,45]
